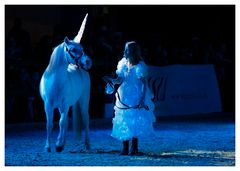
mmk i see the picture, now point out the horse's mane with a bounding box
[46,43,65,73]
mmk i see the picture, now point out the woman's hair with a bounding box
[124,41,143,65]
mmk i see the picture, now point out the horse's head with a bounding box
[80,51,92,70]
[64,37,92,70]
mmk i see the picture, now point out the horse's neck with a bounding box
[47,43,68,73]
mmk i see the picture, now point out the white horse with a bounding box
[39,14,92,152]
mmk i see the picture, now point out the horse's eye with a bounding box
[71,49,76,53]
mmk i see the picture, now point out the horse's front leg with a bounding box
[44,103,54,152]
[56,106,69,152]
[81,82,91,150]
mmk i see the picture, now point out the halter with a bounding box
[65,45,82,69]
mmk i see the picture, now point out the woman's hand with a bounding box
[103,76,123,85]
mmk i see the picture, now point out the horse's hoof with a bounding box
[56,146,64,152]
[85,144,90,150]
[45,147,51,153]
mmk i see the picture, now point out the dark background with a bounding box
[5,5,235,123]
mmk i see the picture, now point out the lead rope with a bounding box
[104,77,149,110]
[115,90,138,110]
[115,88,149,110]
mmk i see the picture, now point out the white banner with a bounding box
[148,64,222,116]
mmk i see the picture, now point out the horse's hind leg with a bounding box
[56,105,69,152]
[78,99,90,150]
[44,102,54,152]
[72,104,83,140]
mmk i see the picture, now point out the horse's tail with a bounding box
[72,72,90,146]
[72,103,83,140]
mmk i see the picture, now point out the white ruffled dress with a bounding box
[111,57,156,141]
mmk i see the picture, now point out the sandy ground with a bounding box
[5,118,235,166]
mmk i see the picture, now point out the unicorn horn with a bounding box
[73,13,88,43]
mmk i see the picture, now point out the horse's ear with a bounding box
[64,37,70,45]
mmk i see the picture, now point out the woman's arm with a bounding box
[112,76,123,85]
[138,77,149,110]
[103,75,123,85]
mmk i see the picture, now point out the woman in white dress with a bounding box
[108,41,156,155]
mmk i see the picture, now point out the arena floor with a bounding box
[5,116,235,166]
